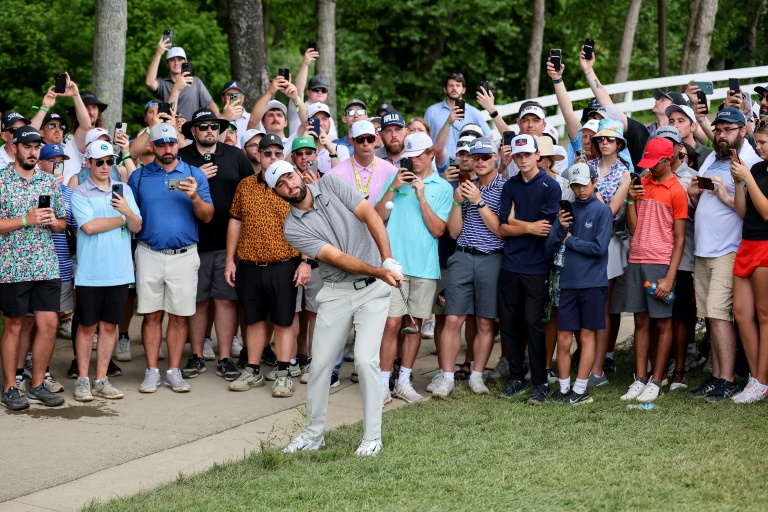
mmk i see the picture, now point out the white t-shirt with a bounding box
[288,100,338,140]
[0,146,13,168]
[317,145,350,174]
[63,134,85,184]
[234,112,251,148]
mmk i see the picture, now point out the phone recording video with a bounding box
[583,38,595,60]
[400,157,414,182]
[550,49,562,72]
[54,73,67,94]
[698,176,715,190]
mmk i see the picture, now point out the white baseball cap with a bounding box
[307,102,331,118]
[459,123,484,138]
[241,128,265,147]
[456,134,477,154]
[88,141,114,160]
[567,162,597,185]
[665,104,696,124]
[265,100,287,116]
[265,160,297,189]
[401,132,433,158]
[85,127,112,146]
[579,119,600,134]
[543,124,559,142]
[166,47,187,60]
[511,134,539,155]
[350,120,376,138]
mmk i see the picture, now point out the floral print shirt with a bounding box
[588,158,628,220]
[0,164,64,283]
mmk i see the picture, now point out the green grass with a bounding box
[84,350,768,512]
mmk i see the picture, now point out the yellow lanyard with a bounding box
[351,158,377,196]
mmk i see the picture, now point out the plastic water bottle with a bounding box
[644,281,675,304]
[626,403,662,410]
[554,245,566,268]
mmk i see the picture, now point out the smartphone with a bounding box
[730,148,739,163]
[163,29,174,46]
[478,80,490,94]
[203,152,216,165]
[54,73,67,94]
[112,184,124,199]
[459,172,471,185]
[306,159,318,177]
[503,131,515,146]
[630,172,642,185]
[229,92,241,104]
[576,149,587,161]
[550,49,562,72]
[583,38,595,60]
[697,176,715,190]
[167,179,184,191]
[696,91,709,114]
[52,162,63,177]
[157,102,172,116]
[181,62,193,76]
[692,81,714,95]
[38,195,51,209]
[456,99,465,116]
[400,157,414,182]
[307,41,318,52]
[559,200,574,218]
[114,122,126,140]
[308,117,321,138]
[729,78,741,95]
[449,156,460,167]
[278,68,290,81]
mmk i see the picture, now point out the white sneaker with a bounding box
[300,364,310,384]
[637,381,662,402]
[139,368,161,393]
[422,319,435,339]
[431,374,454,398]
[158,342,165,361]
[730,376,753,402]
[490,358,510,380]
[468,373,489,395]
[75,377,93,402]
[382,381,392,406]
[732,378,766,404]
[203,337,216,361]
[231,336,243,358]
[344,344,355,362]
[283,433,325,453]
[355,438,383,457]
[115,335,131,362]
[394,381,423,403]
[620,378,648,401]
[426,373,443,393]
[58,322,72,339]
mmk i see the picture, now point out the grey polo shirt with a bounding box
[154,76,215,122]
[283,174,382,283]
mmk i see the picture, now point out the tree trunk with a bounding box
[227,0,270,109]
[316,0,337,123]
[613,0,642,102]
[658,0,667,77]
[92,0,127,131]
[747,0,767,66]
[680,0,719,74]
[525,0,545,99]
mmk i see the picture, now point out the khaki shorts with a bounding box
[431,268,447,315]
[136,244,200,317]
[694,253,735,322]
[388,275,437,320]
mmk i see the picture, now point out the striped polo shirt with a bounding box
[628,174,688,265]
[456,173,505,253]
[51,185,77,282]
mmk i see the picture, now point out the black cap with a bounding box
[376,103,395,116]
[380,111,406,129]
[581,98,601,123]
[667,92,689,106]
[308,76,329,89]
[222,80,245,95]
[12,126,43,144]
[42,112,64,124]
[2,111,31,132]
[258,133,284,149]
[181,108,224,139]
[67,91,107,117]
[343,98,366,111]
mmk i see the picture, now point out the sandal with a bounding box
[454,362,471,381]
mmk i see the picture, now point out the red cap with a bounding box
[638,138,674,168]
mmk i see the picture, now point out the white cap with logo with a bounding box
[401,132,433,158]
[88,141,114,160]
[265,160,297,189]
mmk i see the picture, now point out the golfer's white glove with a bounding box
[382,258,404,281]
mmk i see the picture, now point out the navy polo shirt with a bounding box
[497,169,561,274]
[127,158,213,250]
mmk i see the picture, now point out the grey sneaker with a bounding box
[15,375,25,396]
[300,364,310,384]
[228,368,265,391]
[139,368,161,393]
[44,372,64,393]
[266,364,301,381]
[1,387,29,411]
[23,356,33,379]
[93,377,124,399]
[164,368,191,393]
[216,358,241,381]
[272,370,294,397]
[75,377,94,402]
[27,383,65,407]
[202,337,216,361]
[587,372,609,388]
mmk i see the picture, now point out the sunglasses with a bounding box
[196,123,220,131]
[293,149,316,157]
[311,88,328,94]
[758,116,768,129]
[346,109,367,116]
[471,154,494,162]
[262,150,284,158]
[93,157,115,167]
[594,136,617,143]
[46,122,66,131]
[354,135,376,144]
[679,152,688,159]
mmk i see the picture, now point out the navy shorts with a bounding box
[557,287,609,331]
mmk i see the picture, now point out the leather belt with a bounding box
[241,258,295,267]
[456,245,502,256]
[325,277,377,290]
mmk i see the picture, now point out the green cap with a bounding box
[292,136,316,152]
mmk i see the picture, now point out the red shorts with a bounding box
[733,240,768,277]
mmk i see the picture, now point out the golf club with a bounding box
[397,281,420,335]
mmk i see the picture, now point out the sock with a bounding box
[573,378,588,394]
[638,376,648,384]
[398,367,412,385]
[15,368,23,377]
[166,369,173,375]
[443,371,454,381]
[381,371,391,387]
[470,370,483,380]
[290,358,297,366]
[119,331,129,339]
[559,378,571,393]
[148,367,159,372]
[606,352,614,359]
[651,379,662,387]
[277,361,290,372]
[687,343,698,354]
[246,364,260,374]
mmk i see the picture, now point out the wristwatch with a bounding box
[476,200,487,209]
[301,257,313,264]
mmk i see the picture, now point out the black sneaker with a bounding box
[261,346,277,366]
[27,383,65,407]
[688,376,719,398]
[567,390,593,405]
[549,390,571,403]
[297,353,311,370]
[216,358,241,381]
[236,347,248,369]
[705,380,739,403]
[603,357,616,373]
[67,359,78,379]
[107,360,122,377]
[498,378,527,399]
[1,386,29,411]
[182,355,206,379]
[528,384,550,405]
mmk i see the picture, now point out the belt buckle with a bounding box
[179,248,187,254]
[353,279,367,290]
[257,262,268,267]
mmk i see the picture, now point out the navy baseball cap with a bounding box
[2,111,31,132]
[467,137,495,155]
[12,126,43,144]
[714,107,746,125]
[40,144,70,160]
[380,111,406,129]
[222,80,245,95]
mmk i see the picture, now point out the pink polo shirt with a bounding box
[324,156,397,206]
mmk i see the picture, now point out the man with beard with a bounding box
[686,108,761,403]
[241,128,265,173]
[665,104,712,169]
[374,111,408,168]
[754,85,768,117]
[128,123,213,394]
[265,160,402,457]
[248,75,303,147]
[178,108,252,381]
[0,111,32,168]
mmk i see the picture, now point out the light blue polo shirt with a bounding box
[376,171,453,279]
[127,158,213,250]
[71,178,141,287]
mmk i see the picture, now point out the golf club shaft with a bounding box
[397,282,419,331]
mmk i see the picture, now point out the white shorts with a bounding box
[607,234,627,280]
